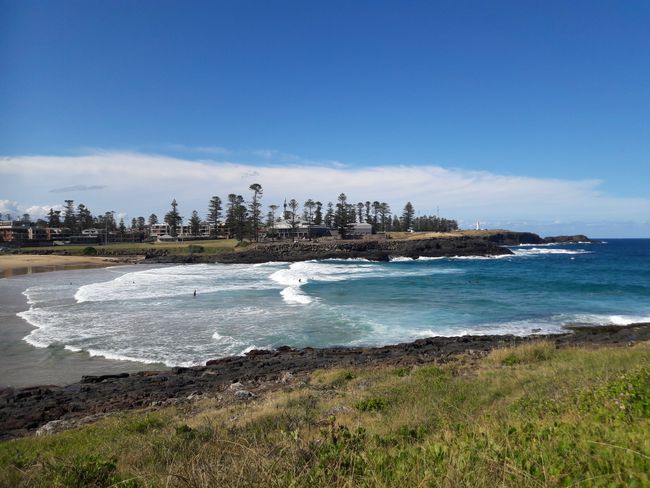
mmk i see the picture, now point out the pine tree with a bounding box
[314,201,323,225]
[48,208,62,228]
[288,199,299,241]
[189,210,202,236]
[248,183,263,242]
[164,199,182,237]
[324,202,334,228]
[303,199,316,239]
[63,200,76,231]
[401,202,415,231]
[148,214,158,226]
[356,202,364,223]
[267,204,279,239]
[378,202,391,232]
[207,196,222,236]
[226,194,247,240]
[334,193,355,239]
[77,204,93,231]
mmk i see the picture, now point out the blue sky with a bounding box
[1,1,649,236]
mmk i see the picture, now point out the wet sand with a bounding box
[0,268,165,389]
[0,255,122,279]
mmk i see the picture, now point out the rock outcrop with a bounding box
[1,322,647,441]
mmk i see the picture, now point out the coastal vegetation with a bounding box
[1,182,459,245]
[1,340,648,487]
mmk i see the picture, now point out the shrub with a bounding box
[82,246,97,255]
[502,353,521,366]
[187,245,204,254]
[355,398,387,412]
[50,454,117,487]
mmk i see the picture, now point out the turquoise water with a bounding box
[17,239,650,367]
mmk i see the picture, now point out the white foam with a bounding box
[449,254,513,260]
[511,248,592,257]
[64,345,83,352]
[74,264,277,303]
[239,344,264,356]
[280,286,313,304]
[390,256,414,262]
[85,348,179,366]
[561,313,650,327]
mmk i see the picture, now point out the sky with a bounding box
[1,0,649,237]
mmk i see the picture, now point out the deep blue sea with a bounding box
[17,239,650,367]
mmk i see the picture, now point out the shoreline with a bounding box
[0,255,133,279]
[0,266,166,390]
[1,321,648,440]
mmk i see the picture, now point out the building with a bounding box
[0,220,30,243]
[269,219,332,240]
[150,222,214,240]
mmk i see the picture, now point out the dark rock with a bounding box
[80,373,129,383]
[2,320,645,441]
[543,235,592,244]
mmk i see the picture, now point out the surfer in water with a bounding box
[193,290,197,297]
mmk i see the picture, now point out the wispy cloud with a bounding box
[1,150,649,236]
[49,184,107,193]
[166,144,231,155]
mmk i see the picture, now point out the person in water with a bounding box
[193,290,197,297]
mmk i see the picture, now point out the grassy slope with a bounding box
[386,230,514,240]
[1,341,648,487]
[18,239,240,256]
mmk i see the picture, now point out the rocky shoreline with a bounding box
[1,321,646,441]
[143,232,591,265]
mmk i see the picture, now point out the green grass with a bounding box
[1,342,649,487]
[18,239,240,256]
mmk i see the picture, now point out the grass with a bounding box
[386,229,514,240]
[1,341,649,487]
[18,239,240,256]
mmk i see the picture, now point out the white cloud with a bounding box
[0,199,21,218]
[1,151,649,236]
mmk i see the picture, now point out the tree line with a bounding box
[14,183,458,240]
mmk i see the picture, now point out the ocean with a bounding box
[12,239,650,369]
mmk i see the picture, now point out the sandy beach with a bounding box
[0,265,163,389]
[0,254,123,278]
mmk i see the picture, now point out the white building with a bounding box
[150,222,214,240]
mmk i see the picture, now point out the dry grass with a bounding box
[1,341,649,487]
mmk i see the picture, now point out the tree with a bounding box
[131,218,137,229]
[48,208,61,228]
[378,202,391,232]
[303,199,316,239]
[189,210,202,236]
[226,194,247,240]
[136,216,146,230]
[372,201,380,231]
[164,199,182,237]
[324,202,334,228]
[334,193,355,239]
[21,213,31,223]
[267,204,279,240]
[148,213,158,226]
[356,202,364,223]
[392,215,401,232]
[207,196,222,236]
[63,200,76,231]
[248,183,263,242]
[314,201,323,225]
[401,202,415,231]
[76,204,93,230]
[288,199,299,241]
[118,218,127,235]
